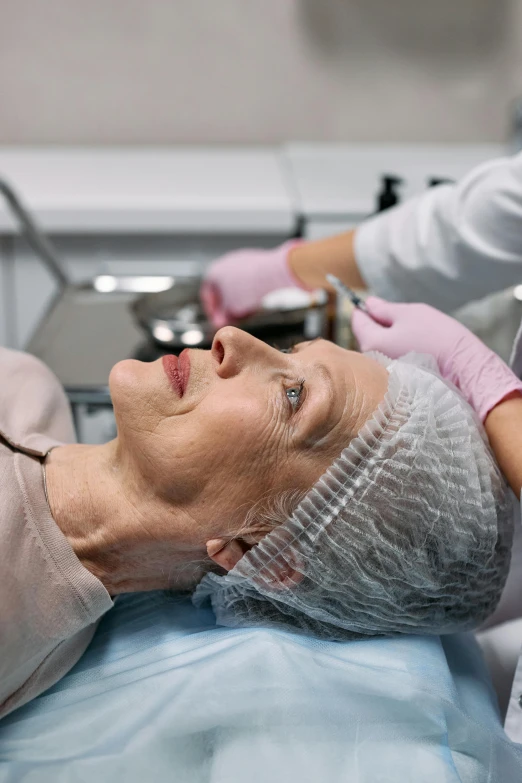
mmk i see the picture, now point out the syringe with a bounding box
[326,274,370,315]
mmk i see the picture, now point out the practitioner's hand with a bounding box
[352,297,522,422]
[200,241,305,328]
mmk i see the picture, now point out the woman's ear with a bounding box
[206,539,249,572]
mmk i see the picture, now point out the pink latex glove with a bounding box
[352,297,522,423]
[200,240,306,328]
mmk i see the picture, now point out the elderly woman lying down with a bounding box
[0,327,512,717]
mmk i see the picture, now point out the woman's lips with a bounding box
[162,350,190,397]
[178,349,191,395]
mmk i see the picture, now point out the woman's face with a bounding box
[109,328,388,553]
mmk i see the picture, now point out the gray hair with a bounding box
[169,490,305,592]
[235,489,308,546]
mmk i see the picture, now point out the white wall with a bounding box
[0,0,521,144]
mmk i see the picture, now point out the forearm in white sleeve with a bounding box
[355,153,522,312]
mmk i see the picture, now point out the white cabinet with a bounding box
[2,144,510,349]
[11,232,287,349]
[0,147,296,349]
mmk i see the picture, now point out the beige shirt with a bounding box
[0,347,113,718]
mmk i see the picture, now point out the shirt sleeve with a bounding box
[354,152,522,312]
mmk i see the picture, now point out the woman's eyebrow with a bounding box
[298,361,336,443]
[295,337,322,352]
[316,362,335,417]
[315,360,333,386]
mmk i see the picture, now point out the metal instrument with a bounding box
[326,274,370,315]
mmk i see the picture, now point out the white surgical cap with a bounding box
[193,353,513,640]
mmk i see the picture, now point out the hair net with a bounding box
[193,353,513,641]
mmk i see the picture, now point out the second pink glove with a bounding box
[352,297,522,423]
[201,241,306,328]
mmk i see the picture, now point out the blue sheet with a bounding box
[1,592,521,782]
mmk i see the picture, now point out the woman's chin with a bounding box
[109,358,161,417]
[109,359,143,397]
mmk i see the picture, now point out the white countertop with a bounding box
[285,143,508,218]
[0,144,510,235]
[0,147,295,234]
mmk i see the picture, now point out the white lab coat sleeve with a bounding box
[354,152,522,312]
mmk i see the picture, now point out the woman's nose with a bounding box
[212,326,276,379]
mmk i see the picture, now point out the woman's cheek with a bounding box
[202,396,264,439]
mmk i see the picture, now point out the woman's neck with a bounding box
[45,442,209,594]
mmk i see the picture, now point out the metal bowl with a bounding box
[131,277,328,351]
